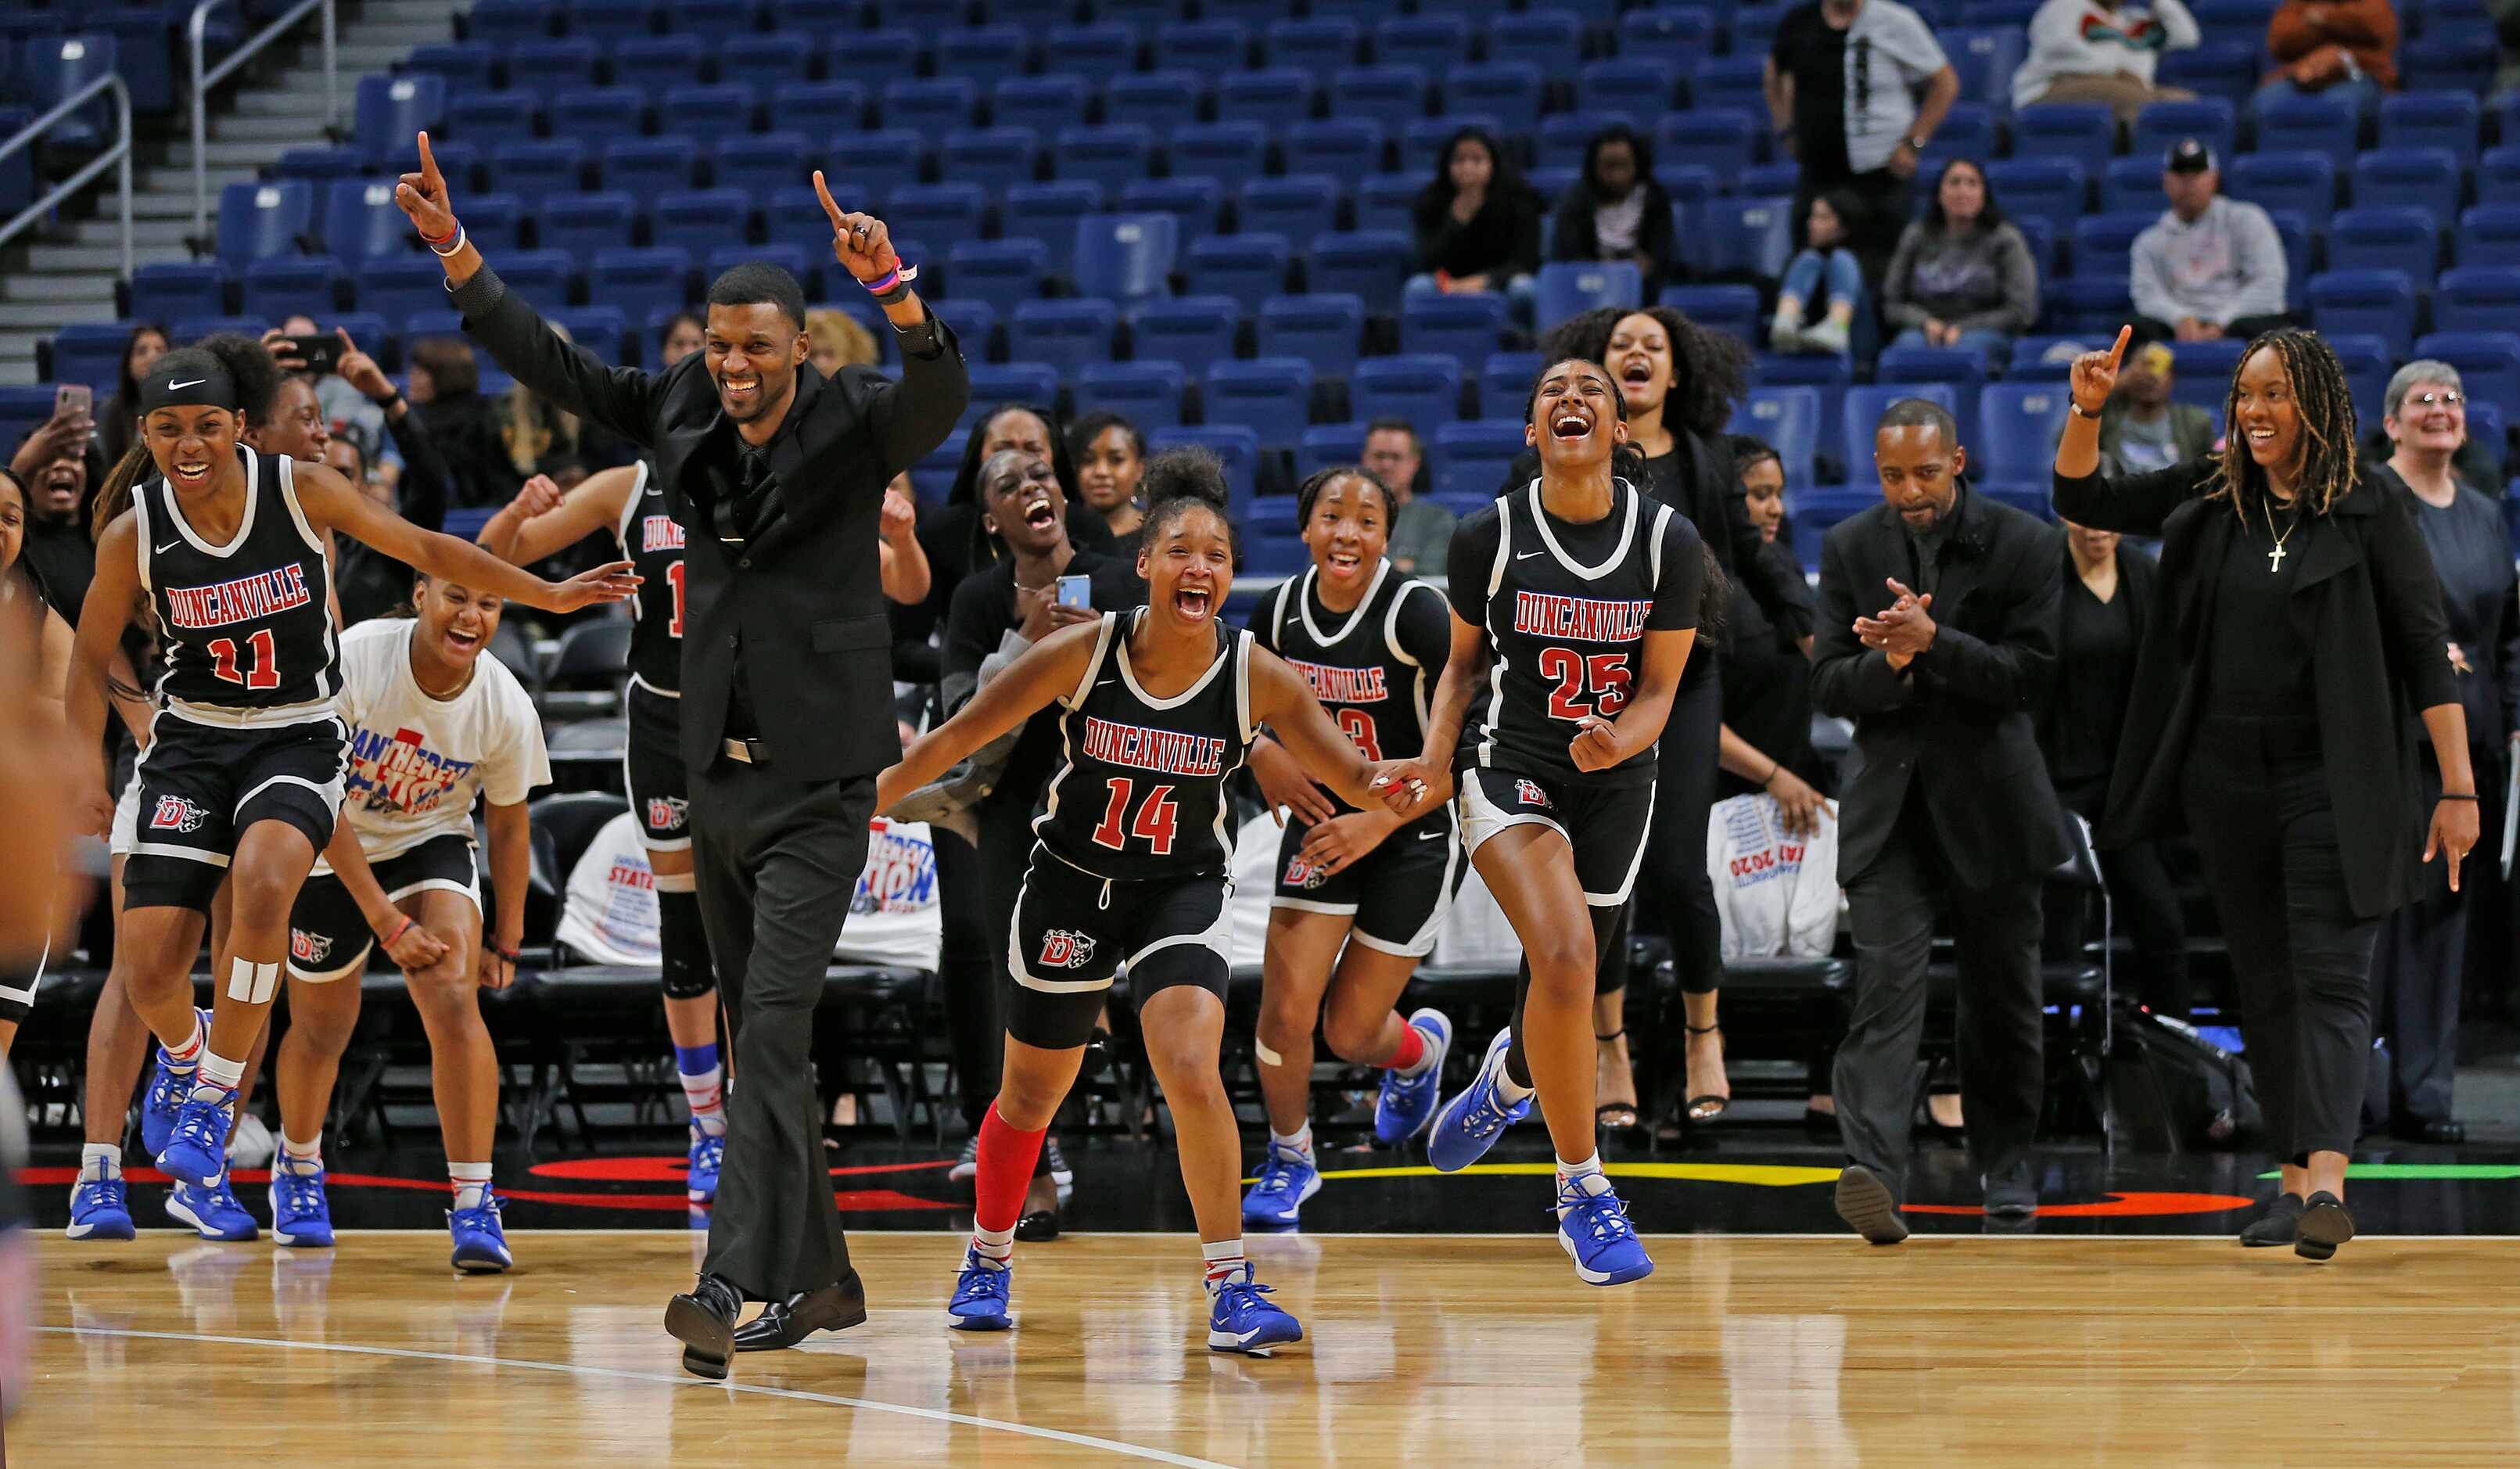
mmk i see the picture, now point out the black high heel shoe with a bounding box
[1683,1024,1731,1124]
[1596,1028,1642,1140]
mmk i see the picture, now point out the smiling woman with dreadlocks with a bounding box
[2055,325,2474,1263]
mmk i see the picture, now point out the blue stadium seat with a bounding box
[1352,174,1420,237]
[1985,158,2089,239]
[1204,358,1315,451]
[2479,145,2520,203]
[1489,9,1582,74]
[2048,275,2133,333]
[1099,0,1183,39]
[536,191,638,257]
[2156,40,2258,103]
[2008,335,2100,376]
[1297,424,1369,483]
[1074,361,1189,432]
[1737,161,1804,198]
[1620,8,1714,69]
[490,251,575,311]
[492,139,587,201]
[713,36,810,108]
[714,133,808,203]
[1186,234,1291,313]
[1692,196,1795,280]
[665,0,755,33]
[1945,25,2028,104]
[1004,182,1105,278]
[1535,113,1630,176]
[1168,123,1269,185]
[275,146,367,185]
[1729,5,1790,56]
[1578,59,1677,120]
[589,250,691,328]
[1055,126,1156,195]
[2264,207,2313,312]
[964,363,1063,429]
[464,0,556,47]
[169,318,274,354]
[1284,120,1386,184]
[1843,383,1960,487]
[910,429,967,501]
[2461,205,2520,270]
[1332,65,1433,136]
[356,74,445,164]
[649,189,751,258]
[994,76,1089,138]
[1238,178,1340,250]
[2309,270,2421,357]
[2100,157,2167,216]
[1653,112,1757,192]
[1128,296,1239,378]
[1216,68,1319,132]
[1431,420,1527,499]
[403,43,494,98]
[1534,263,1643,332]
[942,128,1043,201]
[2354,148,2461,223]
[565,0,654,46]
[2070,213,2153,280]
[1755,355,1854,454]
[828,29,921,92]
[1150,426,1263,504]
[2226,151,2336,229]
[1477,350,1545,421]
[1919,104,1996,181]
[884,77,978,136]
[2012,104,2116,177]
[1154,20,1248,74]
[1009,299,1118,373]
[2254,93,2359,163]
[642,82,741,129]
[551,85,648,143]
[1442,63,1543,136]
[1661,284,1762,342]
[1728,386,1823,489]
[1380,15,1472,73]
[1104,71,1206,135]
[239,257,339,324]
[2414,332,2520,415]
[321,179,408,264]
[1692,56,1772,115]
[504,40,601,106]
[825,130,928,208]
[1350,354,1463,426]
[1258,294,1366,381]
[443,91,537,145]
[885,185,986,257]
[1074,214,1179,303]
[2401,35,2496,95]
[1122,178,1223,242]
[217,181,313,271]
[1244,526,1309,575]
[2379,91,2482,170]
[933,24,1030,88]
[607,135,705,196]
[924,298,992,363]
[1400,116,1503,177]
[2131,99,2238,167]
[612,36,706,107]
[46,323,135,397]
[1876,346,1987,447]
[354,258,451,330]
[1401,293,1507,366]
[2164,337,2247,410]
[2329,207,2442,288]
[1307,232,1414,316]
[1262,18,1362,69]
[2317,332,2389,425]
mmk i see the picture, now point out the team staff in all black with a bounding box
[1241,465,1459,1230]
[393,134,969,1373]
[1814,397,2071,1244]
[2055,328,2475,1260]
[60,335,631,1221]
[878,454,1391,1353]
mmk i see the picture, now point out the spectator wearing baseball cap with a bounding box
[2127,140,2293,345]
[2260,0,2398,113]
[2095,341,2220,473]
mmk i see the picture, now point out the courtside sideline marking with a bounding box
[40,1327,1240,1469]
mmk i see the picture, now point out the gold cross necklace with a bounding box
[2261,495,2301,573]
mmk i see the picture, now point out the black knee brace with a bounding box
[655,887,716,1000]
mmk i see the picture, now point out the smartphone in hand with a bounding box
[279,335,342,375]
[1056,574,1091,609]
[54,383,92,422]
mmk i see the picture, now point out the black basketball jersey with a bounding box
[1035,609,1256,881]
[611,459,684,695]
[134,444,338,725]
[1252,559,1448,807]
[1448,478,1704,788]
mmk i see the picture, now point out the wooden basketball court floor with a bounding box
[25,1228,2520,1466]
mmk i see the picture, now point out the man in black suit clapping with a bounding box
[395,135,969,1374]
[1811,398,2070,1243]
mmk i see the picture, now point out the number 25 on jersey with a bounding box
[1538,647,1630,720]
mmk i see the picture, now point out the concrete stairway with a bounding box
[0,0,465,385]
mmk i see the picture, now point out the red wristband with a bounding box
[379,914,413,948]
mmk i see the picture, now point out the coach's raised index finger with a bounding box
[813,170,847,228]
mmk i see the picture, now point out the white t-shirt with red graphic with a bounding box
[316,616,550,872]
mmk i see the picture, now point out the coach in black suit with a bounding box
[1811,397,2071,1244]
[395,138,968,1374]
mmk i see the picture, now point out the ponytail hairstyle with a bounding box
[188,332,285,428]
[1139,447,1240,570]
[1291,463,1395,529]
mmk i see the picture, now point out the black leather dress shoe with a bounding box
[734,1274,868,1352]
[2389,1116,2467,1145]
[1981,1162,2038,1219]
[2296,1191,2356,1262]
[665,1273,741,1380]
[1834,1164,1909,1245]
[2239,1192,2303,1247]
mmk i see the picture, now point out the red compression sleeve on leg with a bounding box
[975,1103,1050,1235]
[1382,1020,1427,1072]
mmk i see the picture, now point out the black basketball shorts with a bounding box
[1456,765,1657,909]
[623,681,690,853]
[1270,808,1463,957]
[124,714,347,915]
[1004,850,1232,1051]
[287,833,480,982]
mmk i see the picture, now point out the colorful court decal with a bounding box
[1904,1192,2255,1217]
[1298,1162,1848,1187]
[2255,1163,2520,1180]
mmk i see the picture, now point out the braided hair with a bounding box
[2208,329,2360,520]
[1292,464,1395,528]
[1540,305,1748,439]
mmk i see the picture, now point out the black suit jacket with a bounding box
[2053,460,2455,917]
[1811,483,2073,889]
[453,265,969,776]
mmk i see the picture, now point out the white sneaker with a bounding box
[227,1112,275,1169]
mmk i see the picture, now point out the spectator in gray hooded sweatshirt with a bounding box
[2128,139,2293,345]
[1883,158,2042,365]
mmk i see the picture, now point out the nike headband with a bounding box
[138,352,239,414]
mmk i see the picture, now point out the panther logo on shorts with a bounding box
[1514,779,1553,810]
[647,794,689,832]
[1282,851,1330,889]
[290,929,333,965]
[149,795,208,832]
[1038,929,1097,969]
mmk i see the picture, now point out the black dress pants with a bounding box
[931,827,1000,1134]
[688,757,871,1304]
[1628,664,1725,997]
[2371,742,2493,1124]
[1834,788,2046,1184]
[2182,717,2382,1161]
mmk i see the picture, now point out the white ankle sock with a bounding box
[1556,1154,1611,1216]
[1201,1238,1247,1292]
[1494,1069,1535,1105]
[1269,1126,1313,1164]
[281,1133,322,1175]
[163,1014,204,1072]
[192,1048,245,1102]
[80,1144,121,1181]
[449,1161,492,1212]
[971,1223,1014,1264]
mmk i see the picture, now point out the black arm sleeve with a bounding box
[820,307,972,481]
[2367,486,2457,714]
[451,264,666,450]
[2051,458,2214,538]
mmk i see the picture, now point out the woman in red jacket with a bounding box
[2260,0,2397,112]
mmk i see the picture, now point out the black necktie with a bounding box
[723,446,770,544]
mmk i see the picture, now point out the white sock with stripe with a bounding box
[1201,1238,1247,1293]
[1269,1125,1313,1166]
[190,1048,245,1104]
[281,1133,322,1176]
[449,1161,492,1212]
[80,1144,121,1182]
